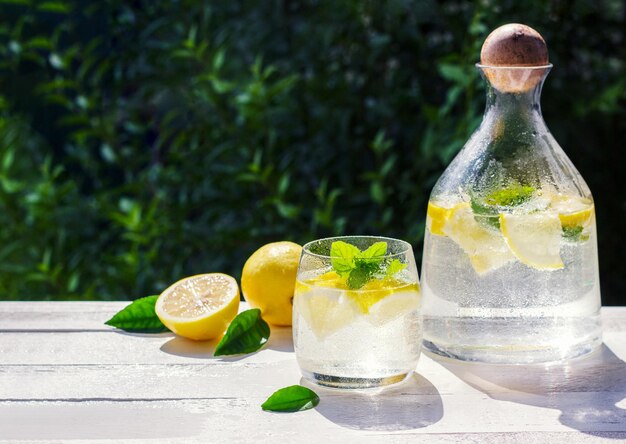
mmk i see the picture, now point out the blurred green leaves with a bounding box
[0,0,623,303]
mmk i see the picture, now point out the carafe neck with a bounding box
[478,65,551,129]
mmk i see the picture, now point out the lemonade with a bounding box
[421,193,602,363]
[293,237,421,389]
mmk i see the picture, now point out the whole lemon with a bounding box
[241,241,302,326]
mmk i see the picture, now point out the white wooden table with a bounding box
[1,302,625,443]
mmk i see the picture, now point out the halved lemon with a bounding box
[443,203,515,274]
[155,273,240,341]
[499,213,564,270]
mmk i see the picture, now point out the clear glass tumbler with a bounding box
[293,236,421,389]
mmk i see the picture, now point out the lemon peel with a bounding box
[241,241,302,326]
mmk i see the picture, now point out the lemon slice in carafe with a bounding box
[443,203,515,274]
[499,212,564,270]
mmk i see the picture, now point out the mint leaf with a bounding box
[562,225,588,242]
[330,240,360,277]
[471,184,536,229]
[330,240,398,289]
[386,259,407,277]
[359,241,387,260]
[347,258,379,289]
[485,184,535,207]
[105,295,169,333]
[262,385,320,412]
[214,309,270,356]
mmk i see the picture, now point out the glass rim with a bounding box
[475,63,553,70]
[301,235,412,259]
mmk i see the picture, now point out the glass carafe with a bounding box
[420,57,602,363]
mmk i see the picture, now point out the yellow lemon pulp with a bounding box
[294,271,420,339]
[429,194,594,273]
[293,289,358,340]
[241,241,302,326]
[559,208,593,228]
[427,201,454,236]
[550,195,594,231]
[348,277,418,314]
[443,203,515,275]
[499,212,564,270]
[155,273,240,341]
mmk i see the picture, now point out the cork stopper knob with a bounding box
[479,24,550,93]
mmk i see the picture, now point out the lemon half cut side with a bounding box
[155,273,240,341]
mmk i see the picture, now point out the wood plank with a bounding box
[0,328,623,367]
[1,301,625,332]
[0,301,127,331]
[1,302,625,442]
[1,394,625,441]
[1,341,625,396]
[1,346,625,435]
[0,326,296,365]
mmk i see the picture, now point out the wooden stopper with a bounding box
[479,24,550,93]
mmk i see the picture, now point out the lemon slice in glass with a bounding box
[499,212,564,270]
[294,287,357,340]
[155,273,240,341]
[444,203,515,274]
[366,284,420,326]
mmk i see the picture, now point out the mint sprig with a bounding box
[329,241,407,289]
[104,295,169,333]
[471,183,536,229]
[262,385,320,412]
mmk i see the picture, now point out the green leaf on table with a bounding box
[104,295,169,333]
[214,308,270,356]
[329,240,360,277]
[261,385,320,412]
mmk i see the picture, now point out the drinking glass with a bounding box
[293,236,421,389]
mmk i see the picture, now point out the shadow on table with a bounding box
[305,373,443,431]
[159,337,247,361]
[264,326,294,353]
[159,326,293,360]
[431,344,626,438]
[116,330,174,339]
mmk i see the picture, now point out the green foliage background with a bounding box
[0,0,624,304]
